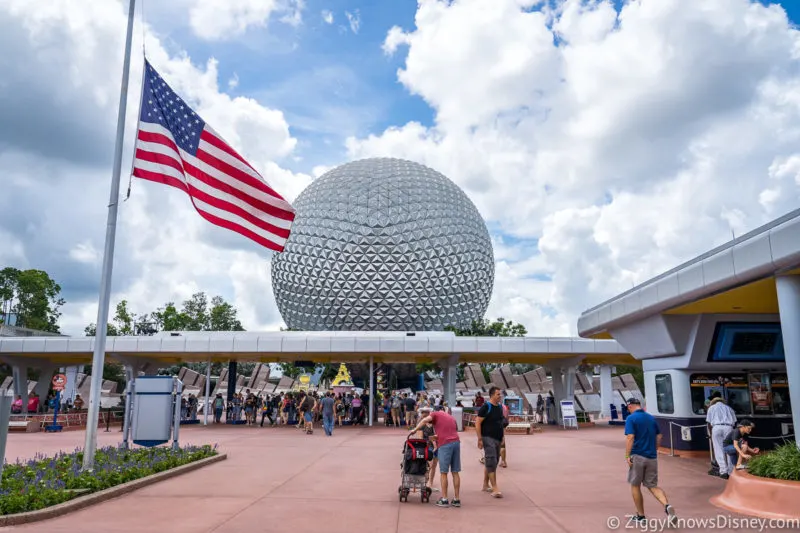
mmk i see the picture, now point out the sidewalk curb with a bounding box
[0,453,227,527]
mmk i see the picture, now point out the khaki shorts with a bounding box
[627,455,658,488]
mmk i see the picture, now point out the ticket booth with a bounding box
[644,321,793,452]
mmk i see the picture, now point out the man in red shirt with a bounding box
[411,408,462,508]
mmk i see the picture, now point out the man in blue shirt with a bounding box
[624,398,677,526]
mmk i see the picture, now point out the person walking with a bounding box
[411,407,461,508]
[705,393,737,479]
[475,386,505,498]
[624,398,677,526]
[321,391,336,436]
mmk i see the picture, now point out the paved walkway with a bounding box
[4,424,748,532]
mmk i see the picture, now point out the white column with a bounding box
[600,365,613,418]
[549,366,565,424]
[444,355,458,408]
[33,365,56,405]
[368,356,374,427]
[776,275,800,449]
[203,357,212,426]
[11,365,28,415]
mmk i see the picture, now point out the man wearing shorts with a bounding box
[476,386,504,498]
[624,398,677,526]
[411,408,461,507]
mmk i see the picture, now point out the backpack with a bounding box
[392,397,401,409]
[486,402,509,428]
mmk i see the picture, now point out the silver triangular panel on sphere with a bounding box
[271,158,495,331]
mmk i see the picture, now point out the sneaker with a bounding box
[736,464,747,470]
[665,505,677,527]
[631,515,646,524]
[452,499,461,508]
[435,498,449,507]
[720,473,729,480]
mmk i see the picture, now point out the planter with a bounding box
[710,470,800,520]
[0,453,226,527]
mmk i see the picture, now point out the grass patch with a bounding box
[0,444,217,515]
[748,444,800,482]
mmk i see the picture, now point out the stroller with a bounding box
[399,436,433,503]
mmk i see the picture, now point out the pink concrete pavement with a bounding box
[3,424,756,533]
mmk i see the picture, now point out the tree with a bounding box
[0,267,65,332]
[209,296,244,331]
[445,317,527,337]
[415,317,529,379]
[85,293,247,384]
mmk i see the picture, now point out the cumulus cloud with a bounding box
[321,10,334,25]
[0,0,311,334]
[353,0,800,334]
[188,0,304,40]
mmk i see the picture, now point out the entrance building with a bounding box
[0,331,635,425]
[578,209,800,451]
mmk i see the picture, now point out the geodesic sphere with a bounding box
[270,158,494,331]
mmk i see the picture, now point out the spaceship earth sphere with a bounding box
[271,158,495,331]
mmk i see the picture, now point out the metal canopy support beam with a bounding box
[33,364,57,405]
[368,356,374,427]
[227,361,237,404]
[548,365,565,425]
[11,365,28,415]
[204,357,211,426]
[600,365,613,419]
[776,275,800,449]
[443,354,459,409]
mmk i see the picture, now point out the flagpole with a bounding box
[82,0,137,471]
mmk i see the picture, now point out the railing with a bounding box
[9,409,126,430]
[666,421,796,457]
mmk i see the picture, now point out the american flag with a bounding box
[132,60,295,252]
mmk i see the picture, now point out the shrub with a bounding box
[748,443,800,482]
[0,444,217,515]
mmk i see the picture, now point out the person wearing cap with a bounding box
[705,392,737,479]
[624,398,677,526]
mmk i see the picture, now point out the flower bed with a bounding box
[0,444,217,515]
[748,444,800,482]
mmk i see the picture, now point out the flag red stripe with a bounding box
[132,155,291,238]
[133,167,286,249]
[137,129,180,153]
[132,167,188,193]
[195,139,281,200]
[182,159,295,223]
[134,148,184,175]
[200,129,260,175]
[195,205,285,251]
[136,129,294,223]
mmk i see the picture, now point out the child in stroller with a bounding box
[399,434,434,503]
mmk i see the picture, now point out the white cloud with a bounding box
[383,26,409,55]
[228,73,239,90]
[345,10,360,34]
[353,0,800,335]
[188,0,304,40]
[321,10,334,25]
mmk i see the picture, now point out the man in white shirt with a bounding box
[705,393,737,479]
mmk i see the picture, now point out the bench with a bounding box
[506,421,533,434]
[8,420,40,433]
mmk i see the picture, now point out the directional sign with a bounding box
[51,374,67,392]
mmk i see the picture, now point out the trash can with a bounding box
[451,406,463,431]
